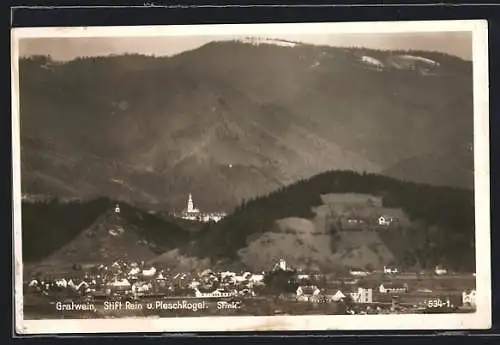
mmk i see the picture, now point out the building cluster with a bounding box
[26,258,476,314]
[349,265,448,277]
[296,285,373,304]
[285,258,476,313]
[27,259,266,301]
[176,194,226,223]
[313,193,410,231]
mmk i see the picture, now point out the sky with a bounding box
[18,31,473,61]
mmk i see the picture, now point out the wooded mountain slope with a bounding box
[19,41,473,212]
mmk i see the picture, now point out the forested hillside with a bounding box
[190,170,475,271]
[22,197,191,263]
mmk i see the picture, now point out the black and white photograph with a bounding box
[11,20,491,333]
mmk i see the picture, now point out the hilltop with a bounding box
[39,209,159,266]
[19,40,473,212]
[21,197,191,265]
[189,170,475,272]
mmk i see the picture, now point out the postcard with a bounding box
[11,19,490,334]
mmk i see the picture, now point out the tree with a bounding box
[263,269,297,294]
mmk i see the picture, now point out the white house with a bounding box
[115,204,120,213]
[379,283,408,294]
[249,274,264,284]
[128,267,141,276]
[349,288,373,304]
[349,268,370,277]
[68,280,89,292]
[230,275,247,284]
[55,278,68,288]
[435,266,448,275]
[221,271,236,279]
[378,216,394,226]
[462,289,477,308]
[194,287,237,298]
[296,285,321,302]
[132,282,152,294]
[142,267,157,277]
[361,55,384,68]
[384,266,399,274]
[330,290,346,302]
[108,278,131,288]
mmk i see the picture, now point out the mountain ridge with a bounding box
[21,171,475,273]
[19,41,473,211]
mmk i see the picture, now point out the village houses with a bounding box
[296,285,321,302]
[328,288,373,304]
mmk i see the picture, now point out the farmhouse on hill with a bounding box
[384,265,399,274]
[312,193,410,232]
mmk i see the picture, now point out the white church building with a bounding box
[179,194,226,223]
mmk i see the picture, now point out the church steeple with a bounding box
[179,193,224,222]
[187,193,194,213]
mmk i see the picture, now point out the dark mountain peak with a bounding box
[37,205,157,266]
[22,198,192,266]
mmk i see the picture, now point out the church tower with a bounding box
[279,258,287,271]
[187,194,194,213]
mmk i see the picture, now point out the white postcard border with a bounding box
[11,19,491,334]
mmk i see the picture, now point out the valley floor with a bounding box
[22,273,476,319]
